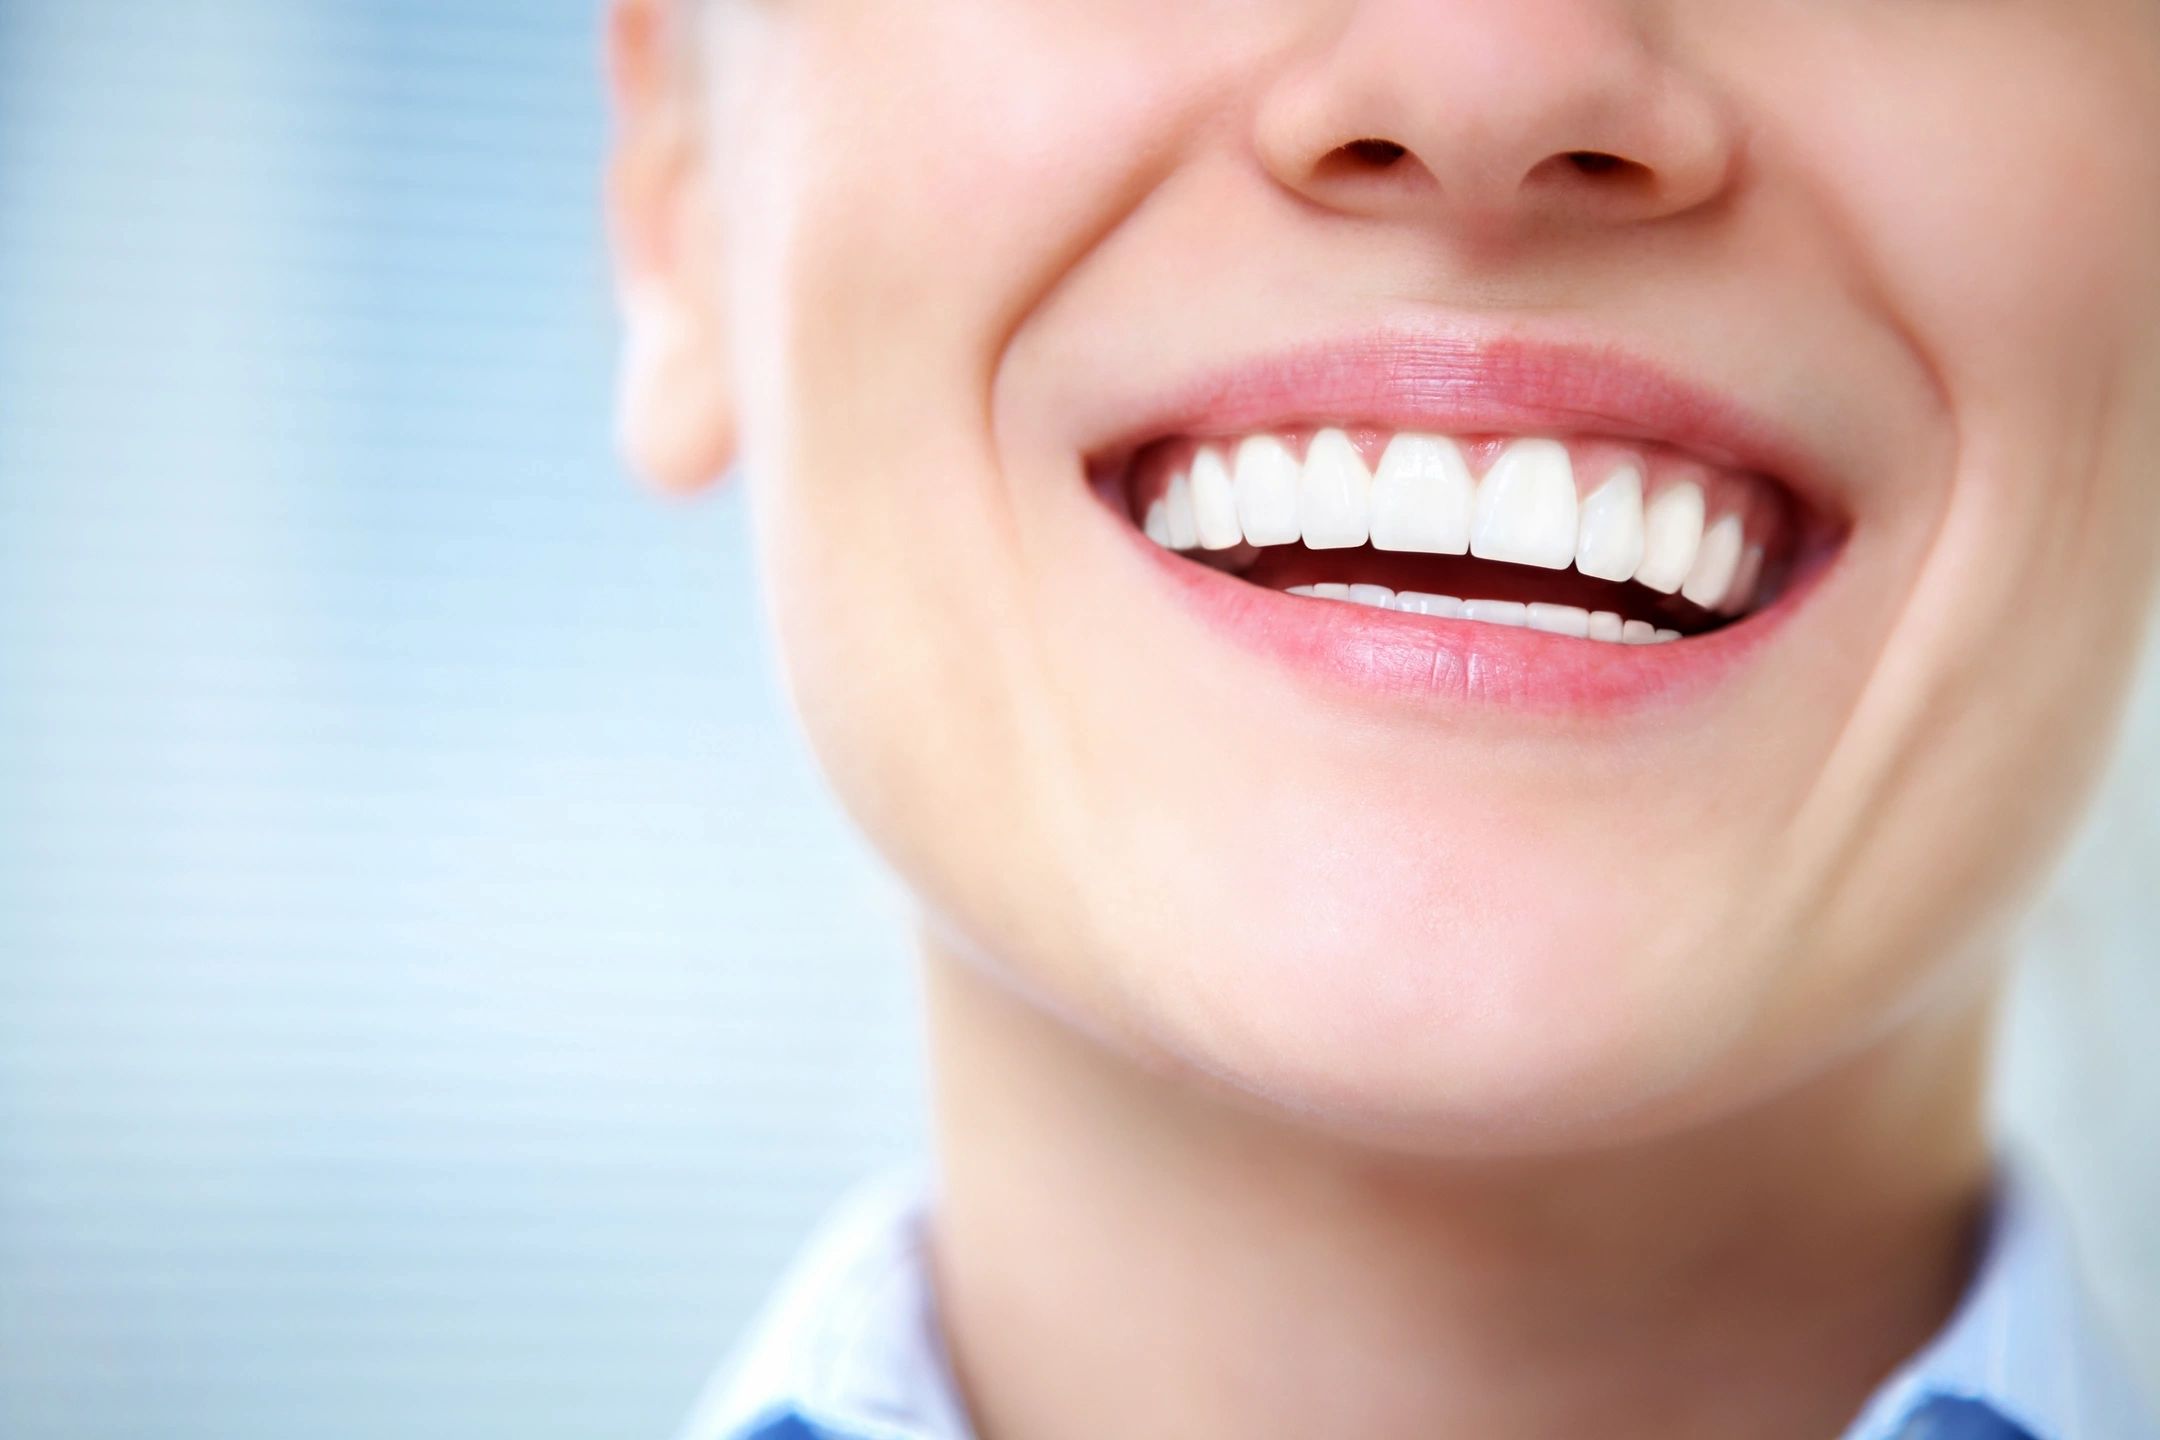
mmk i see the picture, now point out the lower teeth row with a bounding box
[1286,584,1683,645]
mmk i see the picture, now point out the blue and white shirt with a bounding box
[680,1159,2156,1440]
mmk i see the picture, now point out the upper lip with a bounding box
[1082,322,1845,522]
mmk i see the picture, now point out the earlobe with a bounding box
[615,278,736,495]
[604,0,737,495]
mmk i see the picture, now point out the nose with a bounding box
[1255,0,1739,242]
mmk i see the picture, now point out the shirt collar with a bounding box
[1843,1152,2155,1440]
[682,1155,2153,1440]
[677,1164,975,1440]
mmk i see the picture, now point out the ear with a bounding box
[604,0,736,494]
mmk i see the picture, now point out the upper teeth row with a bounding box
[1140,430,1770,615]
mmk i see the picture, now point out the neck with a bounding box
[922,940,1997,1440]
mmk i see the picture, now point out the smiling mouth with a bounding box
[1115,425,1804,645]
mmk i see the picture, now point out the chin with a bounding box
[1062,800,1785,1155]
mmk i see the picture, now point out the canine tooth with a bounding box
[1143,499,1172,547]
[1461,599,1530,629]
[1190,448,1242,551]
[1164,471,1200,550]
[1349,584,1395,610]
[1299,428,1371,550]
[1721,543,1766,615]
[1311,583,1352,600]
[1287,585,1317,596]
[1634,481,1705,593]
[1575,464,1646,582]
[1369,433,1473,554]
[1654,628,1683,643]
[1396,591,1464,617]
[1472,439,1578,570]
[1681,514,1744,608]
[1588,610,1624,643]
[1527,603,1591,638]
[1622,619,1660,644]
[1234,436,1302,545]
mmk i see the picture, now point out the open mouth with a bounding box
[1111,426,1809,646]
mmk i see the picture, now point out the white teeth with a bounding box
[1369,433,1474,555]
[1189,448,1243,551]
[1574,464,1646,582]
[1720,543,1766,616]
[1633,481,1705,594]
[1284,582,1393,614]
[1527,603,1591,639]
[1150,432,1773,632]
[1164,471,1200,550]
[1472,439,1578,570]
[1234,435,1303,546]
[1298,428,1371,550]
[1143,498,1172,547]
[1287,582,1373,613]
[1395,591,1464,618]
[1286,584,1687,645]
[1460,598,1530,629]
[1681,514,1744,608]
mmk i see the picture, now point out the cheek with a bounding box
[1829,14,2160,733]
[727,6,1238,773]
[1726,5,2160,1025]
[728,7,1308,966]
[726,21,1125,809]
[728,4,1285,442]
[1741,5,2160,490]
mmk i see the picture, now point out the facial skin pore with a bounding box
[607,2,2160,1436]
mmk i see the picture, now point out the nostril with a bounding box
[1336,138,1408,169]
[1515,149,1661,204]
[1311,138,1421,191]
[1556,150,1651,183]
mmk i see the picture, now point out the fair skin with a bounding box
[605,2,2160,1437]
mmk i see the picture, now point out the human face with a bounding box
[613,0,2160,1150]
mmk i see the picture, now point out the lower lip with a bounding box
[1122,521,1808,716]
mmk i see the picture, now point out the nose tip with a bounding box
[1257,1,1739,240]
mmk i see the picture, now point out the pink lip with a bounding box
[1133,538,1815,714]
[1086,328,1842,714]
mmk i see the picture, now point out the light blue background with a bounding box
[1,5,2153,1438]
